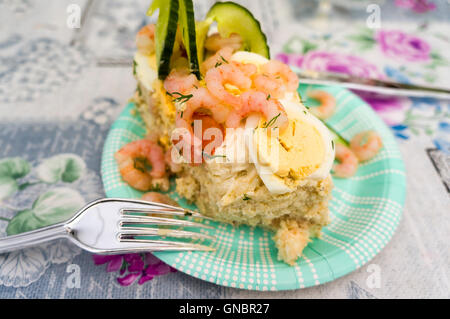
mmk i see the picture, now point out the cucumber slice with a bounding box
[196,19,214,64]
[206,1,270,59]
[178,0,201,79]
[147,0,179,79]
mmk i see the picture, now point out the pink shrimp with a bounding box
[332,143,359,178]
[200,46,234,75]
[201,47,257,77]
[165,146,182,174]
[204,33,243,53]
[183,87,231,124]
[307,90,336,120]
[172,88,229,163]
[205,62,252,109]
[253,60,299,98]
[233,61,258,78]
[226,91,289,131]
[174,87,229,146]
[350,130,383,161]
[115,139,167,191]
[136,24,155,54]
[164,69,200,95]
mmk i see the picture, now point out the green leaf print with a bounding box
[347,28,375,51]
[5,209,42,235]
[283,36,318,54]
[425,52,449,70]
[6,187,85,235]
[36,154,86,183]
[0,157,30,179]
[0,176,18,201]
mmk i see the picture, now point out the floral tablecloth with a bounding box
[0,0,448,298]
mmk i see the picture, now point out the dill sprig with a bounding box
[262,113,281,128]
[132,60,137,76]
[322,121,349,146]
[202,151,227,160]
[214,55,229,68]
[167,91,193,104]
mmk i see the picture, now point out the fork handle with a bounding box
[0,223,69,254]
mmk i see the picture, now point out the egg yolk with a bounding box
[254,118,325,179]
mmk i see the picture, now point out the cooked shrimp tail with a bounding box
[333,143,359,178]
[115,139,168,191]
[136,24,156,54]
[253,60,299,99]
[205,62,252,109]
[204,33,243,53]
[226,91,288,131]
[350,130,383,161]
[307,90,336,120]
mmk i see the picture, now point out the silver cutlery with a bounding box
[294,67,450,100]
[0,198,215,254]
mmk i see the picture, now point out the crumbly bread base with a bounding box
[176,165,332,265]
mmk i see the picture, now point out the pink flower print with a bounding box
[376,30,431,62]
[300,51,383,79]
[395,0,436,13]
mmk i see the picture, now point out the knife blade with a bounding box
[293,67,450,100]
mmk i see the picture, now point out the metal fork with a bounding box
[0,198,215,254]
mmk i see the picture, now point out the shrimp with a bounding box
[183,87,230,124]
[136,24,155,54]
[165,146,183,174]
[205,62,252,109]
[141,192,179,207]
[200,46,234,75]
[174,87,228,146]
[115,139,168,191]
[172,88,228,163]
[164,69,200,95]
[172,114,225,165]
[233,61,258,78]
[204,33,243,53]
[226,91,289,131]
[307,90,336,120]
[253,60,299,98]
[350,130,383,162]
[332,143,359,178]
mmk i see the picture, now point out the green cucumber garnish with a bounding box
[205,1,270,59]
[147,0,179,79]
[195,19,213,64]
[178,0,201,79]
[147,0,270,78]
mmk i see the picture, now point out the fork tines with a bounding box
[117,203,215,252]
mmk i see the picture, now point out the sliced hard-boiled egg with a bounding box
[133,52,157,92]
[247,98,335,194]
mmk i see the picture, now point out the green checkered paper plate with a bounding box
[101,85,406,291]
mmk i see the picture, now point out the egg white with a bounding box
[134,52,157,91]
